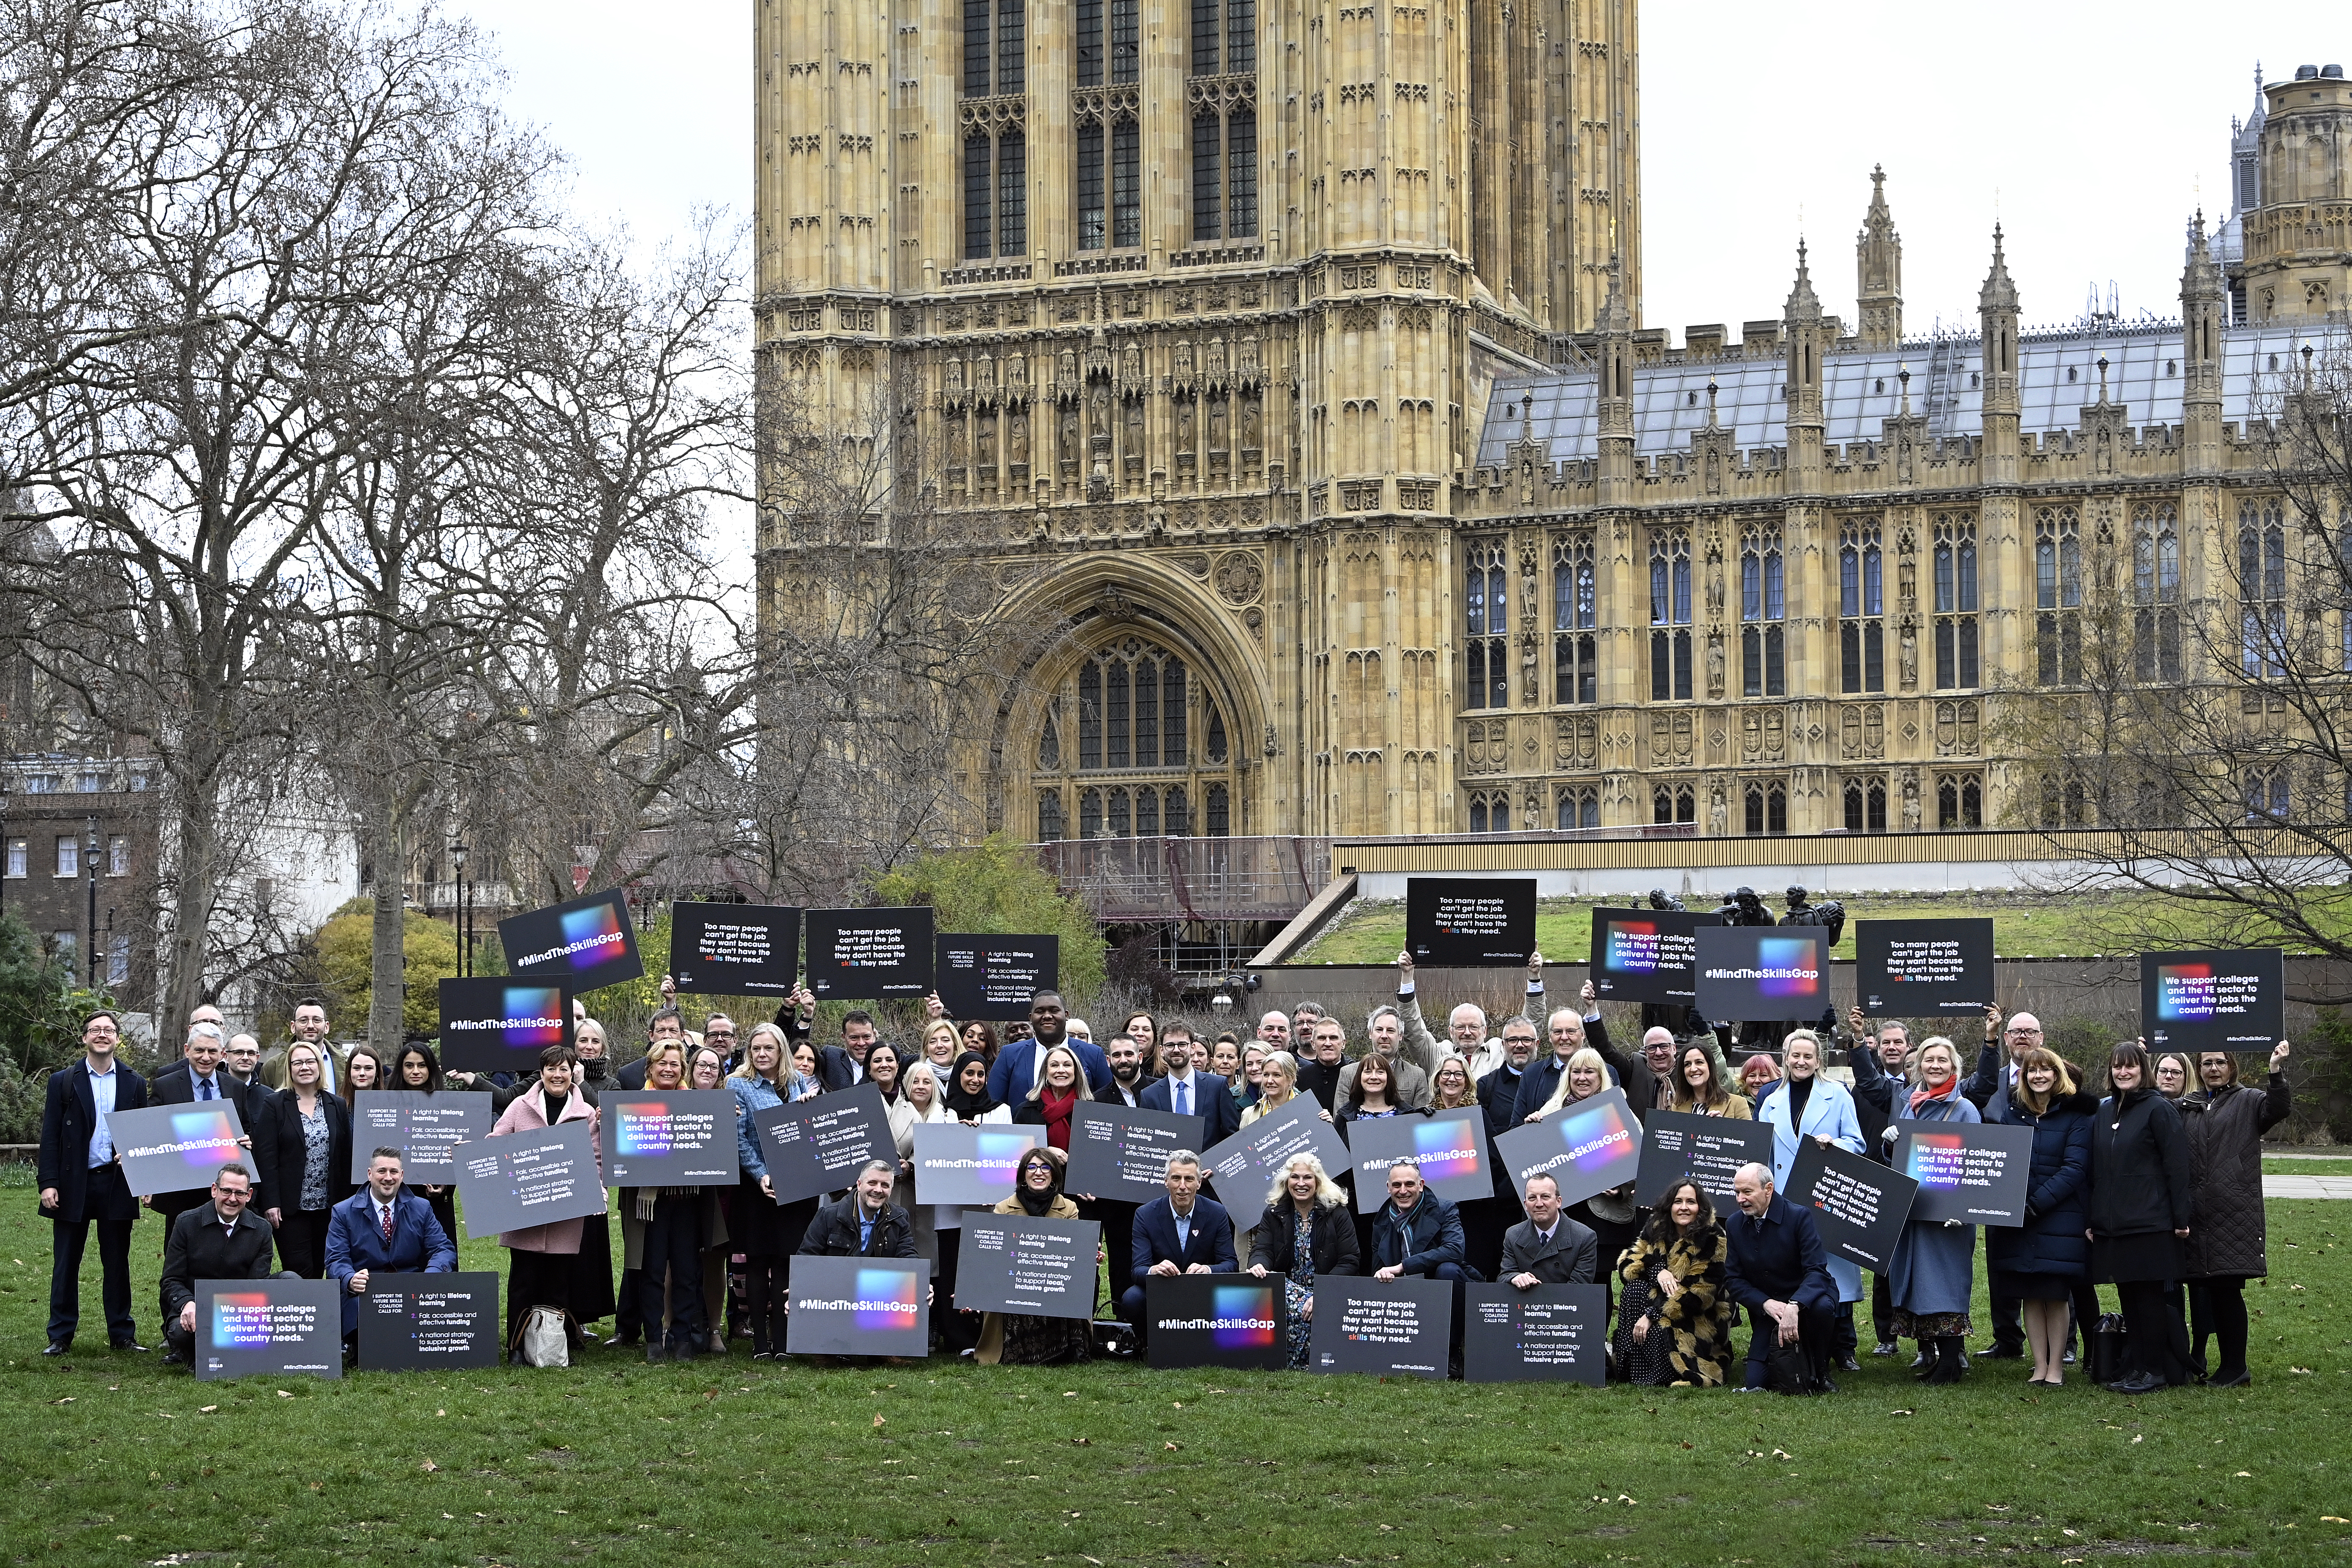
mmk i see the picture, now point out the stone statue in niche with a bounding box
[947,417,967,466]
[1207,394,1228,454]
[1709,787,1728,837]
[1174,340,1194,378]
[1010,410,1029,465]
[1705,571,1725,618]
[1898,617,1918,689]
[1241,395,1261,451]
[1058,346,1078,384]
[1897,557,1916,608]
[1089,386,1110,440]
[1060,403,1079,460]
[945,357,964,393]
[1006,353,1026,389]
[1901,770,1922,830]
[1705,632,1725,697]
[1175,400,1194,454]
[1124,397,1144,456]
[977,411,996,468]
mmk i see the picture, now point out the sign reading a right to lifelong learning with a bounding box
[2140,948,2284,1052]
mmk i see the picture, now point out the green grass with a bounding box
[3,1179,2351,1567]
[1294,888,2352,965]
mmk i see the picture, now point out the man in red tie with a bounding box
[324,1149,457,1356]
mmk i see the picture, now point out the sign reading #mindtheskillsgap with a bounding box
[435,978,572,1075]
[497,887,643,994]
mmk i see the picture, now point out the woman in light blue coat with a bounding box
[730,1023,820,1358]
[1757,1029,1868,1318]
[1878,1037,1982,1385]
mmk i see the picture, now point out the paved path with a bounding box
[2265,1174,2352,1199]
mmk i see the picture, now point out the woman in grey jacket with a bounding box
[1878,1038,1981,1384]
[2180,1040,2292,1386]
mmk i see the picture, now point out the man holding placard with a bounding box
[325,1149,457,1352]
[159,1162,287,1369]
[1120,1152,1237,1346]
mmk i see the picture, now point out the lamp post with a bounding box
[450,840,469,978]
[0,770,10,917]
[84,815,99,988]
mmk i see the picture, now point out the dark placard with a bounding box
[1896,1120,2035,1226]
[347,1092,493,1183]
[752,1081,894,1206]
[1857,918,1997,1015]
[1340,1107,1493,1213]
[1633,1111,1776,1206]
[806,906,935,999]
[1491,1086,1643,1211]
[953,1212,1101,1320]
[1144,1275,1287,1371]
[2141,948,2286,1051]
[912,1121,1041,1207]
[1589,907,1722,1005]
[598,1089,740,1187]
[435,977,573,1075]
[1462,1282,1610,1386]
[1405,877,1538,966]
[497,886,642,993]
[1693,926,1830,1023]
[1310,1274,1454,1379]
[450,1122,608,1239]
[1065,1102,1203,1205]
[670,901,801,996]
[194,1277,342,1381]
[1785,1139,1916,1271]
[934,933,1058,1021]
[784,1254,931,1357]
[355,1272,501,1370]
[1200,1097,1352,1205]
[110,1103,249,1197]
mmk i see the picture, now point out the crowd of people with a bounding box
[34,956,2299,1393]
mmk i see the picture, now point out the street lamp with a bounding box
[450,840,469,978]
[84,815,99,988]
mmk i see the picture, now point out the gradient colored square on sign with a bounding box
[2156,964,2216,1019]
[171,1109,240,1169]
[615,1103,676,1157]
[1556,1098,1637,1173]
[1211,1285,1277,1349]
[1411,1116,1481,1181]
[1755,937,1821,999]
[210,1291,272,1348]
[1603,919,1660,972]
[1904,1130,1968,1190]
[501,986,566,1048]
[558,902,626,971]
[975,1132,1032,1176]
[853,1268,921,1331]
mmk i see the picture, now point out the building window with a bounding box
[1933,514,1979,690]
[960,0,1027,260]
[1649,530,1693,701]
[2132,502,2181,683]
[1038,641,1231,841]
[76,771,103,792]
[2040,771,2091,828]
[1076,123,1105,249]
[2245,767,2289,823]
[1038,791,1065,841]
[2240,498,2287,678]
[106,934,129,986]
[24,773,55,793]
[52,931,77,972]
[1936,772,1983,830]
[1742,781,1787,836]
[1468,789,1513,833]
[2035,504,2082,685]
[1462,539,1508,710]
[1552,532,1597,705]
[54,835,79,877]
[1653,786,1695,826]
[1205,781,1230,835]
[1740,524,1785,698]
[1187,0,1257,243]
[1843,777,1888,833]
[1192,0,1254,72]
[3,838,21,877]
[1839,520,1885,694]
[1111,120,1140,248]
[1076,0,1138,84]
[107,835,128,876]
[1556,786,1599,830]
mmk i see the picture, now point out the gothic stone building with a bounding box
[756,1,2352,849]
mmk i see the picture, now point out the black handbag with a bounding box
[1763,1331,1814,1395]
[2088,1312,2130,1385]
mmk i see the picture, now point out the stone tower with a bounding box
[2236,63,2352,321]
[1854,166,1901,347]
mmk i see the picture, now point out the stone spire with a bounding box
[2181,210,2224,474]
[1978,226,2020,484]
[1856,165,1903,346]
[1977,223,2019,315]
[1783,242,1824,485]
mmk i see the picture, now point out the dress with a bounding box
[1282,1207,1316,1370]
[1885,1083,1981,1341]
[1614,1225,1737,1387]
[973,1193,1095,1366]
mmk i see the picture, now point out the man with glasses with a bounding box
[702,1013,740,1071]
[158,1162,288,1369]
[37,1010,149,1355]
[1970,1005,2044,1360]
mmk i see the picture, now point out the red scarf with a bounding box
[1908,1071,1960,1116]
[1039,1086,1078,1150]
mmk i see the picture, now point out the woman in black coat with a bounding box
[2088,1041,2196,1393]
[257,1040,356,1279]
[2181,1040,2293,1386]
[1984,1045,2095,1386]
[1247,1152,1361,1368]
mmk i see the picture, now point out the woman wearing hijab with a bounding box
[1878,1037,1982,1384]
[1011,1043,1092,1152]
[2180,1040,2292,1386]
[1247,1152,1359,1369]
[2091,1041,2196,1393]
[973,1147,1096,1365]
[489,1044,605,1355]
[944,1050,1010,1124]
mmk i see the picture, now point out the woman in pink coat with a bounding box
[490,1045,607,1350]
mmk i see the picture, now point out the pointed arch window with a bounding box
[1462,539,1509,710]
[2240,498,2287,678]
[1031,639,1237,840]
[1740,524,1785,697]
[2132,503,2181,683]
[1553,531,1598,705]
[1933,513,1980,689]
[1840,519,1885,694]
[1649,529,1693,701]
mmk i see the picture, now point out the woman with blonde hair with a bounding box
[1985,1044,2095,1386]
[1880,1036,1981,1384]
[919,1019,962,1075]
[730,1022,810,1357]
[1428,1053,1480,1113]
[1524,1045,1641,1295]
[1240,1050,1332,1128]
[1247,1152,1360,1367]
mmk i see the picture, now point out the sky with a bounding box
[457,0,2321,337]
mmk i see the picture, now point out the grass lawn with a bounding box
[4,1160,2350,1568]
[1293,888,2352,966]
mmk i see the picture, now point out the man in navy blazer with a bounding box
[324,1148,457,1338]
[1136,1049,1240,1147]
[1119,1152,1237,1342]
[988,991,1113,1103]
[36,1010,148,1354]
[1724,1162,1839,1392]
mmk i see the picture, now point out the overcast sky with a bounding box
[467,0,2317,337]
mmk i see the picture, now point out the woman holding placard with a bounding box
[1248,1152,1360,1369]
[2180,1040,2292,1386]
[489,1044,604,1356]
[973,1148,1095,1366]
[1010,1043,1092,1153]
[256,1041,355,1278]
[731,1023,806,1358]
[2089,1041,2196,1393]
[1241,1051,1332,1128]
[1758,1030,1868,1347]
[1984,1046,2094,1387]
[1877,1037,1982,1385]
[392,1043,464,1245]
[945,1050,1012,1124]
[1526,1048,1643,1300]
[683,1045,736,1355]
[1669,1044,1752,1118]
[622,1040,708,1362]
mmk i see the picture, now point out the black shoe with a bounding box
[160,1349,185,1367]
[1838,1356,1861,1373]
[644,1342,667,1364]
[671,1338,699,1364]
[1812,1375,1840,1394]
[1871,1339,1899,1356]
[109,1339,147,1353]
[41,1341,70,1357]
[2106,1371,2164,1394]
[2210,1368,2252,1388]
[1926,1341,1967,1385]
[1973,1344,2025,1359]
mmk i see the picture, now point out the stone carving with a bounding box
[1214,551,1264,606]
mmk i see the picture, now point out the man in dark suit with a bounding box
[990,991,1113,1103]
[159,1162,286,1368]
[149,1021,273,1234]
[1119,1152,1237,1343]
[37,1010,148,1355]
[1295,1018,1350,1111]
[325,1148,457,1340]
[1138,1045,1239,1147]
[1499,1171,1598,1286]
[1723,1161,1839,1393]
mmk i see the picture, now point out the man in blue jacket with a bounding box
[1369,1160,1472,1375]
[325,1148,457,1346]
[1120,1151,1237,1344]
[1724,1161,1839,1393]
[989,991,1113,1103]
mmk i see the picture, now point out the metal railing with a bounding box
[1037,836,1333,923]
